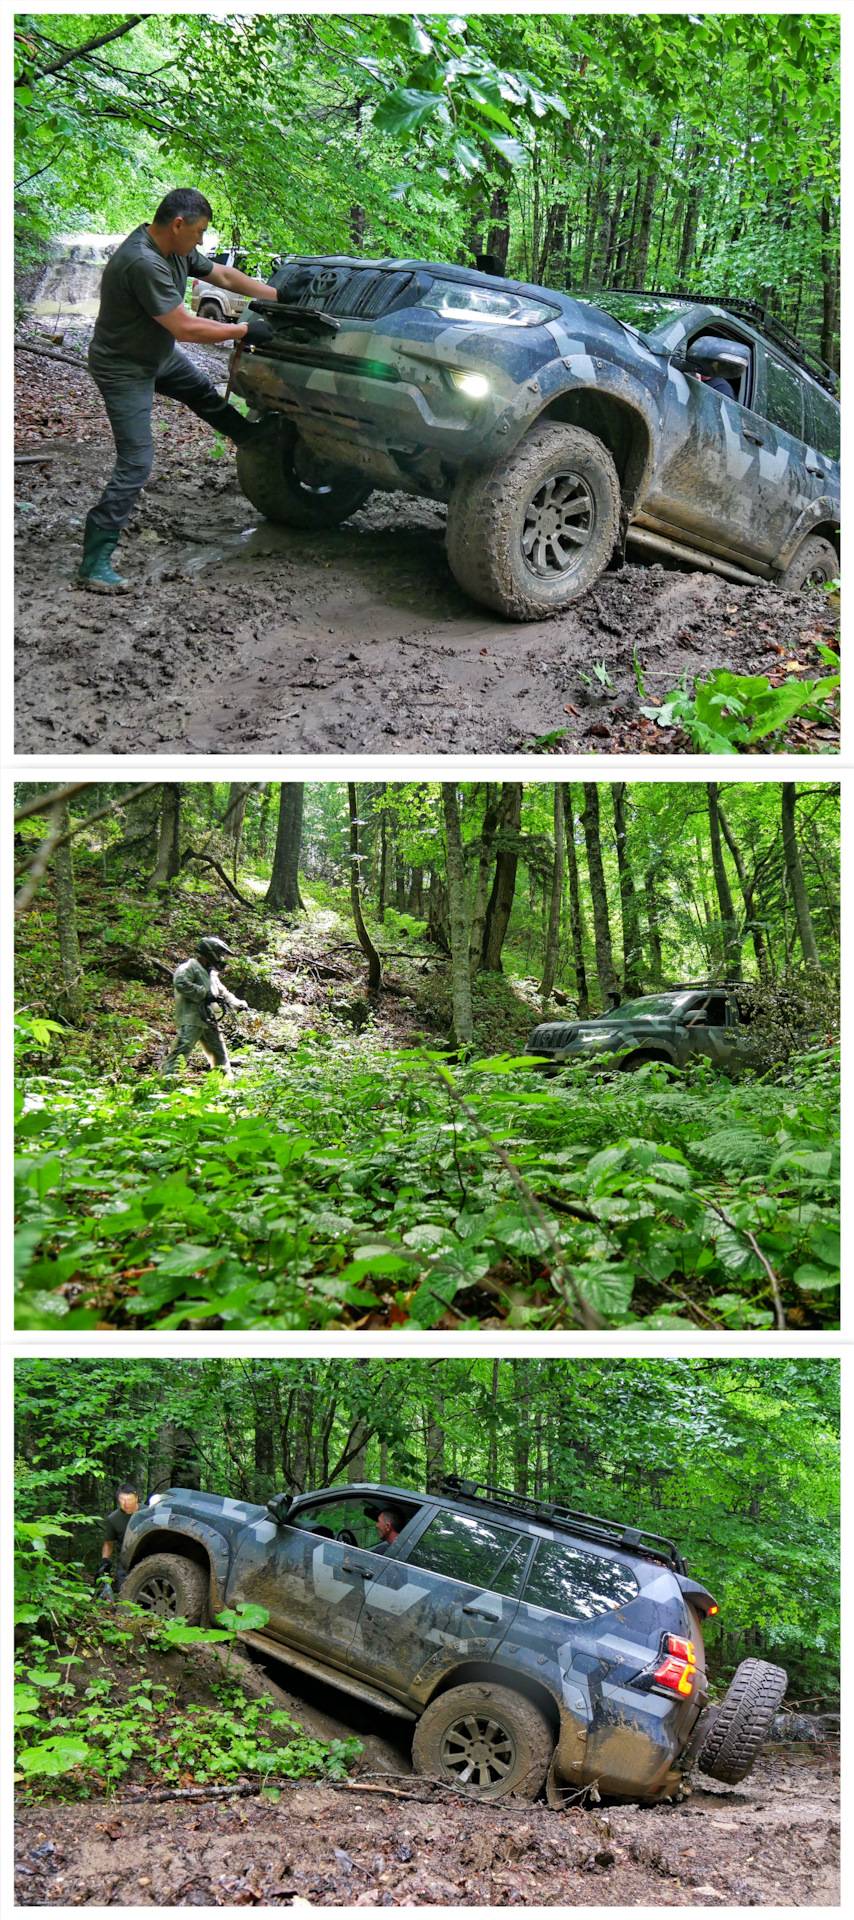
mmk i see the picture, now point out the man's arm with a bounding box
[155,303,249,346]
[209,263,278,301]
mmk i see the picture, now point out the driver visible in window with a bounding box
[373,1507,405,1554]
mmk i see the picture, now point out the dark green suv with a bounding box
[527,984,769,1076]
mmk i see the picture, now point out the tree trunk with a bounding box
[257,784,272,859]
[425,1388,446,1493]
[480,783,523,971]
[611,783,643,994]
[225,783,250,879]
[717,799,770,978]
[645,869,663,987]
[408,866,424,917]
[54,803,84,1024]
[487,183,510,267]
[348,783,382,993]
[564,789,589,1016]
[377,784,388,923]
[468,786,500,968]
[264,785,304,911]
[539,785,565,1008]
[511,1359,531,1495]
[582,784,617,1005]
[442,783,474,1047]
[820,197,839,370]
[781,785,821,966]
[631,133,662,283]
[707,783,743,978]
[677,143,703,279]
[148,784,181,890]
[487,1360,500,1483]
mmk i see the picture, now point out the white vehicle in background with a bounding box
[190,249,284,323]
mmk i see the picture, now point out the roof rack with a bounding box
[440,1475,686,1572]
[610,288,839,398]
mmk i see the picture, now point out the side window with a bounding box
[705,996,728,1025]
[290,1497,421,1552]
[805,382,840,462]
[762,354,804,441]
[524,1540,639,1619]
[403,1509,530,1592]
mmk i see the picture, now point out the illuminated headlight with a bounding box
[420,280,555,327]
[450,369,490,398]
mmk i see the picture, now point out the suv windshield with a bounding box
[596,993,689,1021]
[576,292,693,335]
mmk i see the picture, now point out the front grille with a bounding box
[275,262,418,320]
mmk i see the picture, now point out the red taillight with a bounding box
[653,1634,697,1696]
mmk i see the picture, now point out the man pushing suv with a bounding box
[78,187,279,591]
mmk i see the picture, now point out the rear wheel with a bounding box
[695,1658,788,1784]
[446,423,621,619]
[778,535,838,590]
[120,1552,208,1623]
[412,1683,554,1800]
[198,299,224,321]
[236,423,372,530]
[619,1050,673,1073]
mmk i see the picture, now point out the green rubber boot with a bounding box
[77,515,128,592]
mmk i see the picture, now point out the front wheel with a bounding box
[778,535,838,590]
[236,423,372,530]
[695,1658,788,1784]
[446,423,622,619]
[412,1683,554,1800]
[120,1552,208,1623]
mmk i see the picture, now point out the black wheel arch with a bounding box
[125,1522,225,1610]
[424,1659,561,1734]
[537,388,653,514]
[619,1047,677,1071]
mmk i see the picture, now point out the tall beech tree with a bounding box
[265,784,304,914]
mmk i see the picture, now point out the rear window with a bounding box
[805,382,840,462]
[404,1509,531,1594]
[524,1540,639,1619]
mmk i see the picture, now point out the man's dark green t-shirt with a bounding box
[90,225,215,375]
[103,1506,134,1548]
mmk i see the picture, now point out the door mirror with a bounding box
[266,1491,294,1525]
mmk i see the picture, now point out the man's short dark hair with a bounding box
[118,1483,138,1497]
[379,1506,405,1531]
[153,189,213,226]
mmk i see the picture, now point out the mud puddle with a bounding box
[15,342,839,756]
[14,1745,839,1907]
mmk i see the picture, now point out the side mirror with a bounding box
[266,1491,294,1525]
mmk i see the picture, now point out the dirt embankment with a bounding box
[15,336,839,757]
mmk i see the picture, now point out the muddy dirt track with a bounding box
[15,339,839,757]
[14,1747,839,1907]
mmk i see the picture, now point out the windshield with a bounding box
[596,994,688,1021]
[576,292,694,336]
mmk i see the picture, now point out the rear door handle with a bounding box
[341,1560,369,1576]
[741,429,764,445]
[806,464,824,477]
[463,1603,496,1619]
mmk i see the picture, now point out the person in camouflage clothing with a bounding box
[162,935,247,1081]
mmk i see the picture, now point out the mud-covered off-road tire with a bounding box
[198,299,225,321]
[236,422,372,530]
[120,1552,208,1623]
[695,1658,788,1784]
[446,422,622,619]
[779,535,838,591]
[412,1682,554,1800]
[619,1049,674,1074]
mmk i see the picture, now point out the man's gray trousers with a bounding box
[162,1005,231,1079]
[87,345,257,536]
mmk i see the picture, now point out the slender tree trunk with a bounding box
[540,785,565,1008]
[707,783,743,978]
[264,785,304,911]
[511,1359,531,1495]
[481,783,523,971]
[582,784,617,1004]
[564,790,589,1016]
[54,803,84,1024]
[645,869,663,986]
[717,800,770,977]
[256,784,271,859]
[630,132,662,282]
[487,1360,500,1483]
[611,784,644,994]
[377,784,388,924]
[469,786,500,968]
[425,1388,446,1493]
[348,783,382,993]
[820,197,839,370]
[442,783,474,1046]
[225,783,250,880]
[148,784,181,890]
[487,182,510,267]
[781,785,821,965]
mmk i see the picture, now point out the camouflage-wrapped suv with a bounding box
[229,261,839,618]
[528,984,771,1075]
[119,1474,786,1803]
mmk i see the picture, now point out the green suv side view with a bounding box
[527,984,770,1076]
[119,1475,786,1803]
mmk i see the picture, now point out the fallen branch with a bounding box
[15,452,55,464]
[703,1197,787,1329]
[15,341,92,373]
[179,847,259,907]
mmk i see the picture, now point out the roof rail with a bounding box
[607,287,839,399]
[440,1474,686,1572]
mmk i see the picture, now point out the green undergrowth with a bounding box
[14,1570,362,1800]
[15,1041,839,1332]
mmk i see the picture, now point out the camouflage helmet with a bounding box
[197,935,232,968]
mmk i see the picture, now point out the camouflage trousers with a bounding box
[162,1005,232,1080]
